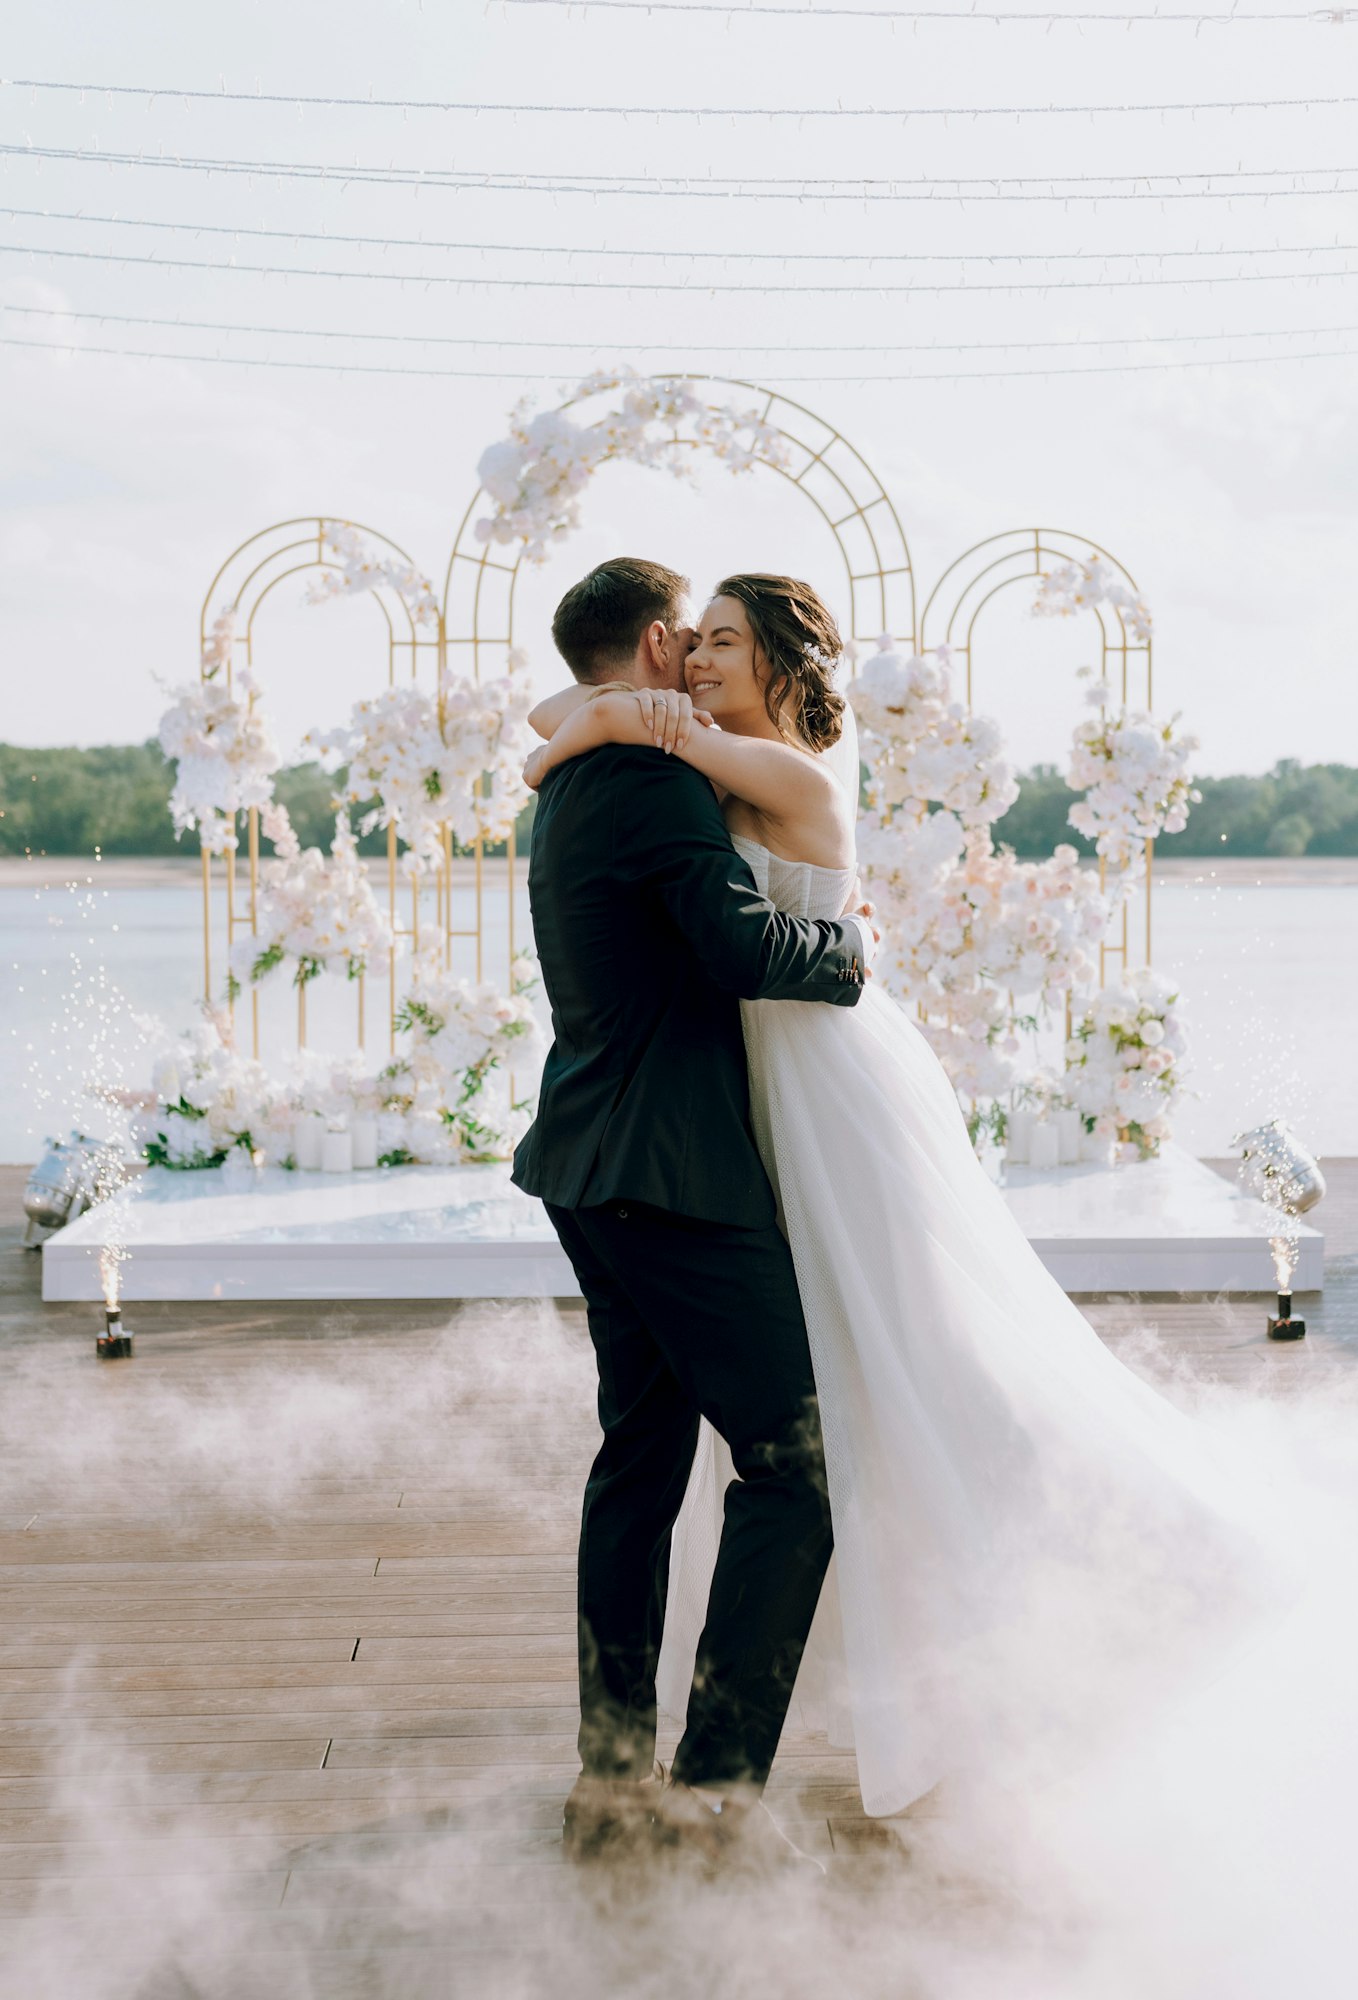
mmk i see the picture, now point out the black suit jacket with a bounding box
[511,743,866,1229]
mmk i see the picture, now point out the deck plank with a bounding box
[1,1158,1354,1981]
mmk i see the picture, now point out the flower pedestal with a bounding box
[38,1147,1323,1305]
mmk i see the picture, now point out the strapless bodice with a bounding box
[731,834,857,924]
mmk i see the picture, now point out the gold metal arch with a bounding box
[443,376,916,689]
[920,527,1154,976]
[196,401,1164,1098]
[198,516,448,1059]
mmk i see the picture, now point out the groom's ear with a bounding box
[641,619,669,677]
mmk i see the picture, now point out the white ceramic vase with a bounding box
[292,1113,326,1171]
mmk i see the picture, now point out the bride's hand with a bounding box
[631,687,713,755]
[523,745,551,791]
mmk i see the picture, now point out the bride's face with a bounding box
[684,595,772,734]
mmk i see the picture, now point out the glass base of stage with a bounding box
[41,1145,1323,1304]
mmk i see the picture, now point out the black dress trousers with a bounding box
[547,1198,834,1794]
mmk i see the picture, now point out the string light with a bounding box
[8,299,1356,357]
[5,76,1357,119]
[7,205,1356,269]
[6,330,1357,382]
[497,0,1347,18]
[10,239,1358,294]
[5,143,1354,203]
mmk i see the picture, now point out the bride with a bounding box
[525,571,1279,1818]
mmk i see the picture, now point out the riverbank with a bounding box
[6,854,1358,891]
[0,854,523,890]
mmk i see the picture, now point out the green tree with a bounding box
[4,743,1354,861]
[1265,812,1314,857]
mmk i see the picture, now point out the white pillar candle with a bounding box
[1029,1121,1061,1171]
[292,1112,326,1171]
[321,1127,353,1174]
[1006,1108,1036,1165]
[1054,1108,1083,1166]
[350,1116,379,1170]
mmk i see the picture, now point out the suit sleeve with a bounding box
[607,748,866,1006]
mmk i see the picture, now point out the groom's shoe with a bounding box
[653,1780,827,1880]
[562,1761,666,1862]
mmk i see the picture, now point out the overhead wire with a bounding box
[6,330,1357,380]
[7,299,1356,356]
[6,204,1357,267]
[5,142,1357,203]
[8,239,1358,293]
[4,77,1357,119]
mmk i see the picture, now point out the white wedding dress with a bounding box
[656,754,1283,1817]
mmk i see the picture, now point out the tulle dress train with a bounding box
[656,835,1281,1816]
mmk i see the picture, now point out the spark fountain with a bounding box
[96,1239,133,1360]
[1234,1121,1324,1342]
[1267,1230,1306,1342]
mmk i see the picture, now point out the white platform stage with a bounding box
[42,1144,1322,1303]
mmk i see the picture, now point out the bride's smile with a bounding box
[685,591,805,743]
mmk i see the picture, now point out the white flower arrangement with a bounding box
[850,640,1018,829]
[381,951,544,1163]
[134,1011,284,1169]
[848,637,1127,1131]
[1033,556,1153,645]
[135,960,543,1171]
[1064,968,1189,1160]
[473,370,791,562]
[858,817,1113,1099]
[305,520,439,628]
[1067,701,1201,874]
[227,804,395,993]
[157,667,282,855]
[308,660,535,871]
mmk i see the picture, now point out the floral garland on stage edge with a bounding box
[135,964,545,1171]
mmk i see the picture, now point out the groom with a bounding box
[512,556,875,1866]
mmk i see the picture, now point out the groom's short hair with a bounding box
[551,557,690,682]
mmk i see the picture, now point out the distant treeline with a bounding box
[990,760,1358,859]
[0,742,533,859]
[3,742,1358,859]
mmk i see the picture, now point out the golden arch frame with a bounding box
[198,516,458,1060]
[443,377,917,691]
[195,382,1158,1077]
[920,527,1155,975]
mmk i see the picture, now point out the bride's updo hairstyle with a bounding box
[714,572,846,752]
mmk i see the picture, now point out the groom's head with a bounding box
[551,557,694,691]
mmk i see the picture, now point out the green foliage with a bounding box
[3,741,1352,859]
[989,760,1358,859]
[0,740,184,856]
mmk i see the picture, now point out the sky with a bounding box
[2,0,1358,774]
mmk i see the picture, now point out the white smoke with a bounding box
[3,1294,1358,1997]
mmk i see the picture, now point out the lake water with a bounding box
[2,872,1355,1165]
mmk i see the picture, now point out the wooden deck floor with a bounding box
[1,1161,1354,1997]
